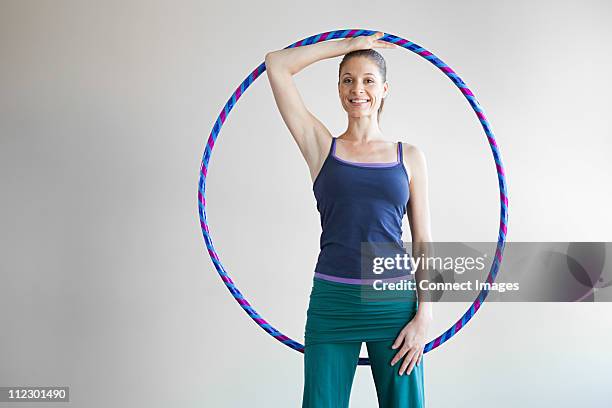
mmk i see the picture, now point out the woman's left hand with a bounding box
[390,313,432,375]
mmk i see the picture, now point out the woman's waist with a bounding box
[309,272,417,305]
[314,253,415,283]
[313,271,415,286]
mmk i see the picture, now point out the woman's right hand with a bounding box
[347,31,399,51]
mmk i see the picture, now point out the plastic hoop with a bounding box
[198,29,508,365]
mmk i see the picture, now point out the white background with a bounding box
[1,0,611,406]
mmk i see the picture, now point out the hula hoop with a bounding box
[198,29,508,366]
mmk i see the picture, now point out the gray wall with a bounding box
[1,0,611,407]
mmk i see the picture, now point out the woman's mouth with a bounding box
[349,98,370,107]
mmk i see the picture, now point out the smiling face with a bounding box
[338,56,388,119]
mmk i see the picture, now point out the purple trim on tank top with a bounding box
[314,271,415,285]
[331,138,401,168]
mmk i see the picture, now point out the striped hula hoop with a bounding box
[198,29,508,366]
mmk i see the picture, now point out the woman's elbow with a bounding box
[265,51,294,75]
[265,51,282,67]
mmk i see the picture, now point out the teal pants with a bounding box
[303,277,425,407]
[303,339,425,407]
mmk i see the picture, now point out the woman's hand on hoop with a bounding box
[347,31,399,51]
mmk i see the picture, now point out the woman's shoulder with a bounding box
[400,142,427,161]
[399,142,428,180]
[400,141,424,155]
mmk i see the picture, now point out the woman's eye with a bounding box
[343,78,373,83]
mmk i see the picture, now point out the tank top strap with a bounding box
[331,137,337,156]
[397,141,403,163]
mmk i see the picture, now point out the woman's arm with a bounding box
[390,143,433,376]
[264,39,354,179]
[405,144,434,322]
[264,32,396,182]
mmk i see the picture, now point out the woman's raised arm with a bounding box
[265,32,397,180]
[264,39,353,176]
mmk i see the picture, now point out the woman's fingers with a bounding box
[374,39,399,49]
[391,333,404,350]
[390,336,411,366]
[405,346,423,375]
[348,32,398,51]
[371,32,396,49]
[399,347,418,375]
[390,344,408,366]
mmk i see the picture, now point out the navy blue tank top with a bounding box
[312,137,412,284]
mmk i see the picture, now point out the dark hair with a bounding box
[338,49,387,124]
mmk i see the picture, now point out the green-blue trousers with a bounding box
[303,277,425,407]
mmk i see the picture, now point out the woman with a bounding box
[265,31,433,408]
